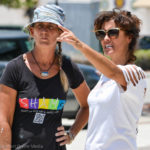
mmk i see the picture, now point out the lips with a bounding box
[105,44,113,49]
[41,38,48,40]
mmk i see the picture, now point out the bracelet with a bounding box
[66,130,75,142]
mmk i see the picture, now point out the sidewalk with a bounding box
[137,115,150,150]
[66,72,150,150]
[64,114,150,150]
[138,72,150,150]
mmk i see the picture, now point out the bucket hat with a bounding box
[24,4,65,32]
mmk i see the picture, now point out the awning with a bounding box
[133,0,150,8]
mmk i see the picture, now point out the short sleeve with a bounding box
[118,64,147,89]
[0,60,19,90]
[62,56,84,89]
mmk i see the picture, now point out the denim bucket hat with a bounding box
[24,4,65,32]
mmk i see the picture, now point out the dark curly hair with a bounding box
[94,9,141,63]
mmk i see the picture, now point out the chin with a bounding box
[104,51,114,57]
[40,42,50,45]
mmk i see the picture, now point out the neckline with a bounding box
[31,51,56,77]
[21,54,60,80]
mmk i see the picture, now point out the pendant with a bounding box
[41,71,49,77]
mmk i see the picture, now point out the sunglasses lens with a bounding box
[95,28,120,40]
[95,30,106,40]
[108,29,119,38]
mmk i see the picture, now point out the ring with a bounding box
[64,132,67,136]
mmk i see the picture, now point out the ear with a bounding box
[127,35,132,44]
[29,27,34,37]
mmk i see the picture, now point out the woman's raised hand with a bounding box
[57,25,83,50]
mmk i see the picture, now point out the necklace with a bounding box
[31,51,55,77]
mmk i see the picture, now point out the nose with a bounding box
[103,33,110,41]
[41,26,49,32]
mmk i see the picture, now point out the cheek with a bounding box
[52,33,60,41]
[50,30,60,38]
[55,31,61,37]
[101,41,105,49]
[30,29,40,39]
[33,33,40,41]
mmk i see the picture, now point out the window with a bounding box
[0,41,17,54]
[0,40,20,60]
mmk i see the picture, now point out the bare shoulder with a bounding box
[117,64,146,91]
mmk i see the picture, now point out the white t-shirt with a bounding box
[85,65,147,150]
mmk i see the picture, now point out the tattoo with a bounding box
[75,39,82,48]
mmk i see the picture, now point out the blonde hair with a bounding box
[57,42,69,92]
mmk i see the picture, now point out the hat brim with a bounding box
[24,18,63,33]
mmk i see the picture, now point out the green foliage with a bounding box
[135,50,150,70]
[0,0,38,8]
[24,0,38,8]
[0,0,21,8]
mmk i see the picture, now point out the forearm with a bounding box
[69,106,89,138]
[57,25,121,79]
[0,122,12,150]
[74,40,119,79]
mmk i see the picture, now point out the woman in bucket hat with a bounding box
[0,4,90,150]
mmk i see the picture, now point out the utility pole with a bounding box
[55,0,59,5]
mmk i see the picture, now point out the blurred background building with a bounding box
[0,0,150,104]
[1,0,150,60]
[1,0,150,35]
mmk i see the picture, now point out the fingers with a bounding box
[126,68,136,86]
[57,27,82,49]
[57,32,70,41]
[56,133,68,146]
[58,25,70,32]
[138,67,146,79]
[57,36,75,44]
[133,65,146,79]
[125,65,146,86]
[57,32,78,46]
[57,126,65,131]
[57,26,75,42]
[132,65,140,80]
[55,126,70,146]
[57,30,72,42]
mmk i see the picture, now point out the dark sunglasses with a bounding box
[94,28,120,40]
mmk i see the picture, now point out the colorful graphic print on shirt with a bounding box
[19,98,66,110]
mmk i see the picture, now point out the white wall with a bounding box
[135,8,150,36]
[99,0,150,36]
[0,0,150,36]
[0,6,29,26]
[38,0,100,5]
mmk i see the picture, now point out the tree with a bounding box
[0,0,38,8]
[0,0,38,21]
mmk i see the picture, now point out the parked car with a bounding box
[0,27,31,76]
[0,27,100,119]
[138,36,150,49]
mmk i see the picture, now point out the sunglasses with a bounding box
[94,28,120,40]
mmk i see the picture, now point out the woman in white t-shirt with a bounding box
[57,9,147,150]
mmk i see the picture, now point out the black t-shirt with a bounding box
[0,55,84,150]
